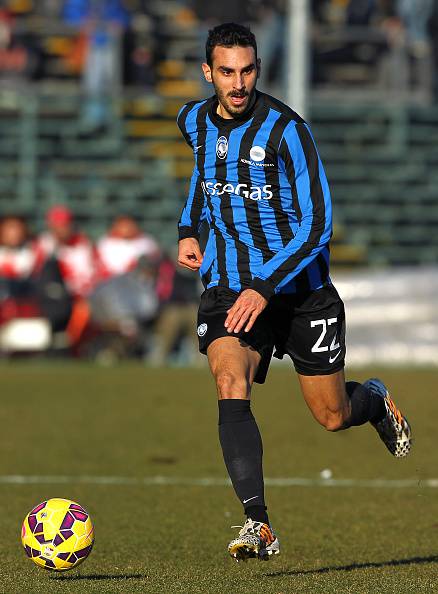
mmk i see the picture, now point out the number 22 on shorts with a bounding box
[310,318,340,356]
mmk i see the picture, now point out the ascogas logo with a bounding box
[202,181,273,201]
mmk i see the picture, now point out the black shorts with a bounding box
[197,284,346,384]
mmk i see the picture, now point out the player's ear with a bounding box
[256,58,261,79]
[202,62,212,83]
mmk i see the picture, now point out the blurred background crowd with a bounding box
[1,0,438,104]
[0,0,436,365]
[0,205,200,363]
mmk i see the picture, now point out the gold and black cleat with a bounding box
[228,519,280,562]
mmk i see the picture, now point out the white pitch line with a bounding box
[0,475,435,488]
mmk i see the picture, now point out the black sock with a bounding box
[346,381,386,427]
[218,399,269,525]
[245,504,269,524]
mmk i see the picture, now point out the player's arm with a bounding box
[225,122,332,333]
[249,121,332,300]
[176,103,206,271]
[177,166,205,271]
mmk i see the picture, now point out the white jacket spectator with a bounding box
[96,215,160,279]
[0,216,41,279]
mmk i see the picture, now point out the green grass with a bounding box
[0,364,437,593]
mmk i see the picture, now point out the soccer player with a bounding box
[176,22,412,563]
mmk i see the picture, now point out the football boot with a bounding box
[228,518,280,562]
[364,378,412,458]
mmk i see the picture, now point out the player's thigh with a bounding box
[198,286,273,388]
[207,336,261,400]
[298,368,350,427]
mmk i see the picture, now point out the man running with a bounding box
[176,22,412,562]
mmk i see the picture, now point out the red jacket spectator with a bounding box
[35,205,97,297]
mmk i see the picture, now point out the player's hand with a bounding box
[177,238,203,271]
[224,289,267,334]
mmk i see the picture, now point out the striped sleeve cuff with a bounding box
[250,277,275,301]
[178,226,199,241]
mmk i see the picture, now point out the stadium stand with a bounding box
[0,0,437,271]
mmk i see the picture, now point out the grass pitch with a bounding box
[0,363,437,593]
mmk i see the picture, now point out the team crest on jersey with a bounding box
[197,323,208,337]
[216,136,228,159]
[250,145,266,162]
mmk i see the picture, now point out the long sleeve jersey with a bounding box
[177,91,332,301]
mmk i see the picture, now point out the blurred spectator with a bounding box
[0,215,72,333]
[63,0,131,132]
[397,0,433,52]
[311,0,392,86]
[88,254,159,360]
[123,11,156,87]
[0,215,41,280]
[36,205,96,298]
[428,0,438,101]
[395,0,434,96]
[251,0,286,94]
[150,254,200,365]
[85,214,161,360]
[96,214,160,280]
[0,9,40,85]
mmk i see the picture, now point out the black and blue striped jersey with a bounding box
[177,91,332,300]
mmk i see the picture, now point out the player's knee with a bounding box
[322,408,349,432]
[215,370,248,399]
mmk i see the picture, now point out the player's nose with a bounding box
[234,74,245,90]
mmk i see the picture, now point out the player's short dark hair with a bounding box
[205,23,257,67]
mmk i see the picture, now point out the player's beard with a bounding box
[213,82,256,118]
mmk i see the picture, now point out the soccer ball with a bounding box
[21,498,94,571]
